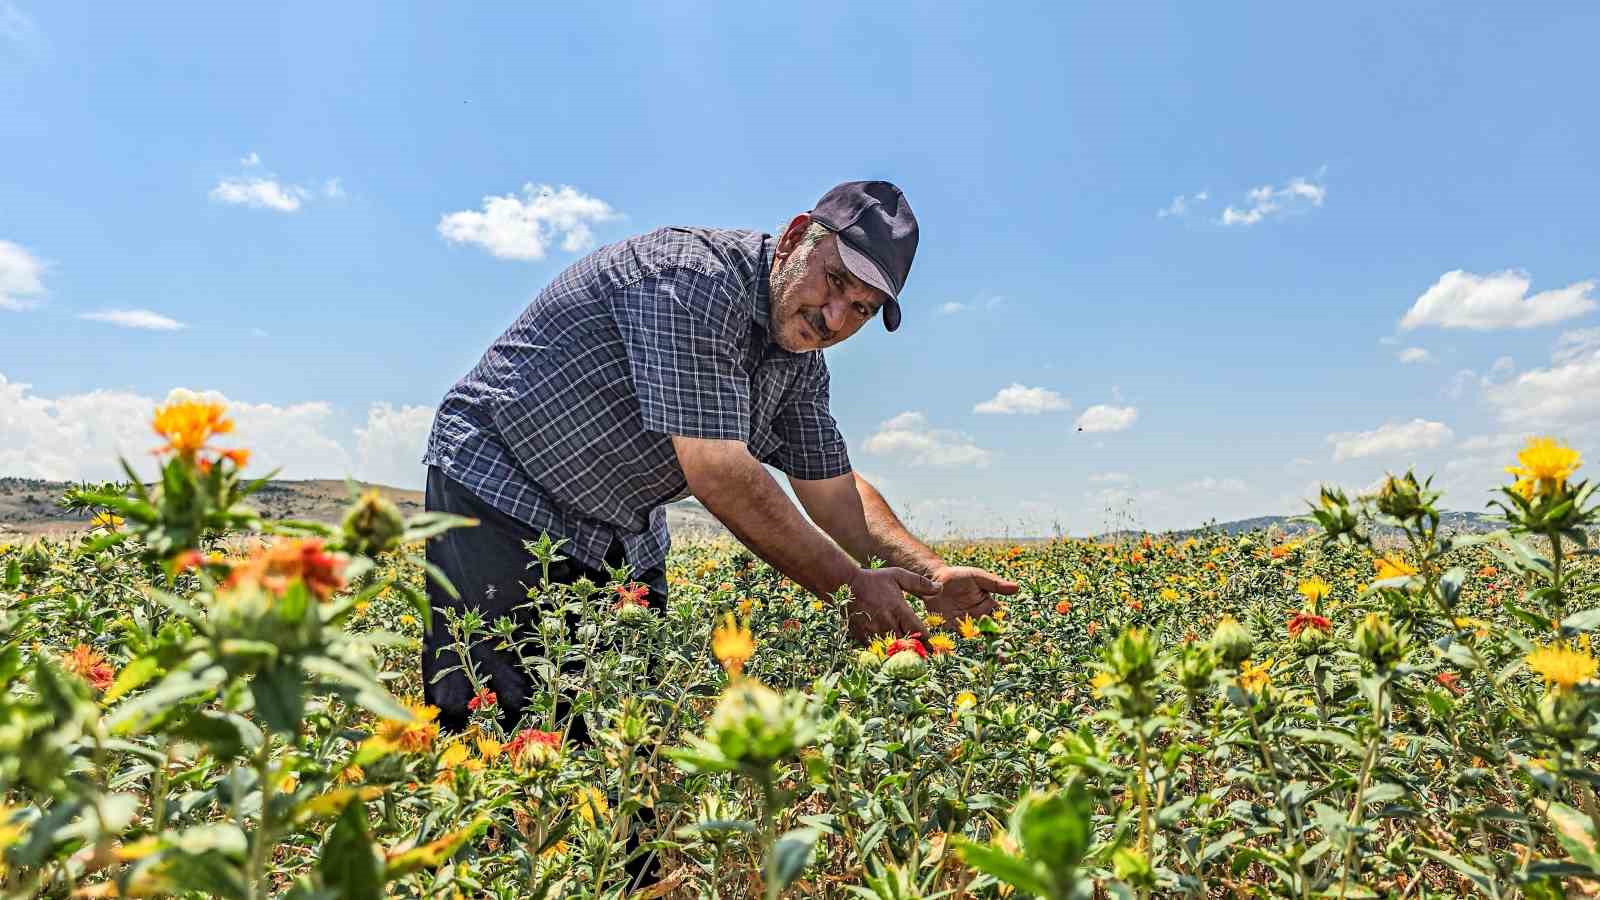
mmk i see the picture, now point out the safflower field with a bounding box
[1,397,1598,899]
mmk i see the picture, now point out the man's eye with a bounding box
[854,303,871,317]
[828,274,842,291]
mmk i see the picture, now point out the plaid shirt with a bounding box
[422,226,852,572]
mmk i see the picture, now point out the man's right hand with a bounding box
[842,567,940,645]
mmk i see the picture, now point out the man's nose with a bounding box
[822,298,847,334]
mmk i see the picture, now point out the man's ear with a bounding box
[774,213,812,261]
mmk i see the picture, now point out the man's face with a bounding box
[768,217,887,353]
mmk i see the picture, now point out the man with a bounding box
[420,180,1018,733]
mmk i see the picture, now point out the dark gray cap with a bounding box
[808,180,918,332]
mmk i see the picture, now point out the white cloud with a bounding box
[210,176,308,212]
[863,411,991,468]
[240,151,261,167]
[1400,270,1596,331]
[1075,404,1139,433]
[1554,328,1600,364]
[1397,347,1432,364]
[1484,348,1600,427]
[438,183,619,261]
[938,301,970,316]
[973,383,1069,415]
[1088,471,1130,484]
[1157,191,1208,219]
[77,308,186,331]
[1218,172,1327,226]
[0,240,47,311]
[354,403,434,489]
[1327,419,1453,461]
[0,375,445,487]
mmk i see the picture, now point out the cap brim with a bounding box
[835,237,902,332]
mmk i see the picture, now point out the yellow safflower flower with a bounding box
[1505,436,1582,499]
[151,394,233,455]
[1239,658,1274,693]
[1373,555,1418,582]
[1526,642,1598,693]
[958,616,980,639]
[711,613,755,675]
[1298,577,1331,603]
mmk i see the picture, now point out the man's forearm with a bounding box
[678,441,858,599]
[850,474,945,578]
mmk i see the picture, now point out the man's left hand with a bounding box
[926,565,1019,622]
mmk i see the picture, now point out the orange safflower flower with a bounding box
[958,616,980,639]
[63,643,116,692]
[152,396,233,456]
[1286,611,1333,639]
[227,538,347,601]
[1055,599,1072,615]
[467,689,497,711]
[374,702,441,753]
[614,583,649,609]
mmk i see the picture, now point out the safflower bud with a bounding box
[1209,615,1253,667]
[1354,612,1403,669]
[340,489,406,556]
[884,649,928,680]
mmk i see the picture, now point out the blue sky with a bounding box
[3,2,1598,537]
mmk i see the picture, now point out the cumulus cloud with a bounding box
[973,383,1069,415]
[0,374,437,487]
[1484,348,1600,428]
[863,411,991,468]
[1397,347,1432,364]
[1157,191,1208,219]
[1075,404,1139,433]
[1554,328,1600,364]
[1218,173,1327,226]
[438,184,619,261]
[938,301,970,316]
[0,240,47,311]
[354,403,435,489]
[210,176,309,212]
[77,309,186,331]
[1400,270,1596,331]
[1327,419,1453,461]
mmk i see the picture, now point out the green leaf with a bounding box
[1417,848,1493,892]
[1543,801,1600,873]
[108,664,229,735]
[765,827,819,900]
[300,655,411,723]
[1017,786,1091,872]
[1560,607,1600,634]
[320,799,384,900]
[950,838,1052,897]
[102,654,163,704]
[251,664,307,736]
[1287,727,1365,757]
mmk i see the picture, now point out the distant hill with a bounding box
[0,476,1515,546]
[0,477,728,540]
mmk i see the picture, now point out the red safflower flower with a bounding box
[1435,672,1465,696]
[468,689,497,711]
[1286,611,1333,639]
[782,618,803,632]
[1086,621,1101,637]
[173,549,206,572]
[504,728,562,766]
[614,583,649,609]
[884,636,928,659]
[1055,599,1072,615]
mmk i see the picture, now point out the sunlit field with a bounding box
[1,398,1596,898]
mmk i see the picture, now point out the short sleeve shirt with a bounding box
[422,227,852,572]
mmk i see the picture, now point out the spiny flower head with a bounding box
[1286,611,1333,639]
[1506,436,1582,499]
[711,613,755,675]
[88,511,124,531]
[1297,576,1331,603]
[1373,554,1418,582]
[884,636,928,659]
[504,728,562,770]
[62,643,115,692]
[375,702,441,754]
[226,538,347,601]
[958,616,980,639]
[152,391,234,456]
[927,634,956,655]
[1526,642,1598,693]
[1238,658,1274,694]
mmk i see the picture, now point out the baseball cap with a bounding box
[808,180,918,332]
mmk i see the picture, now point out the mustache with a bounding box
[804,310,834,342]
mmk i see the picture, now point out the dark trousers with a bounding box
[421,466,668,735]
